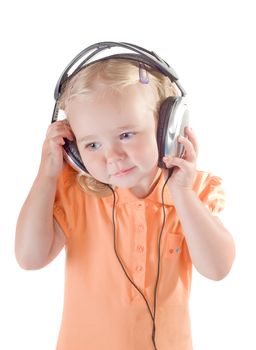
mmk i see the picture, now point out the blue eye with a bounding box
[84,132,135,151]
[120,132,135,140]
[85,143,100,151]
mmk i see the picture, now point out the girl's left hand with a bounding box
[162,127,199,191]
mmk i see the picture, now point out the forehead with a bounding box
[67,83,157,135]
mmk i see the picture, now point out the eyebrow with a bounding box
[78,124,139,142]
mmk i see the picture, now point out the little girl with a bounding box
[15,42,235,350]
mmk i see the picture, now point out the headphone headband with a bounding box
[53,41,186,101]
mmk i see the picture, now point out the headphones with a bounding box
[51,41,189,174]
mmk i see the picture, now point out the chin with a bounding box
[110,176,139,189]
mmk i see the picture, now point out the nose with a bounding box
[105,145,125,165]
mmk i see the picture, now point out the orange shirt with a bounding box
[53,164,225,350]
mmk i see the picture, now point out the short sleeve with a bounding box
[53,164,80,239]
[195,172,226,216]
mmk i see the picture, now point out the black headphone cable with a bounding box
[107,167,173,350]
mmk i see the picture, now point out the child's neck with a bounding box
[129,167,161,199]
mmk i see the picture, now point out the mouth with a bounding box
[113,167,136,177]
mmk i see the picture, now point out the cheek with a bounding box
[81,155,106,181]
[77,148,100,173]
[81,153,99,170]
[132,136,159,164]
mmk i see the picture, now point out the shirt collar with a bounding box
[104,168,174,206]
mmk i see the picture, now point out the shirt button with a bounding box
[136,265,143,272]
[137,202,144,209]
[136,245,144,253]
[138,224,144,232]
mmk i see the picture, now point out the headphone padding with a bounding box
[63,139,89,174]
[157,96,179,168]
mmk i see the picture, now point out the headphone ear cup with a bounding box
[157,96,189,168]
[63,138,89,174]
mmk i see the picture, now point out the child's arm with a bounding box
[15,120,74,270]
[171,187,235,281]
[163,128,235,280]
[15,174,66,269]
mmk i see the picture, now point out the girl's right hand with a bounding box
[38,120,74,180]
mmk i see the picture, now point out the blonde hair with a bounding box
[58,58,180,197]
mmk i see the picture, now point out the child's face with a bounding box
[67,83,160,196]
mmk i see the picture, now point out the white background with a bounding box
[1,0,255,349]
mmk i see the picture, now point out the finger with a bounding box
[163,155,180,168]
[51,120,69,126]
[163,156,192,172]
[47,122,73,134]
[49,135,66,146]
[46,125,74,140]
[184,127,199,156]
[178,135,197,162]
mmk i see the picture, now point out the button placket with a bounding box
[132,201,147,293]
